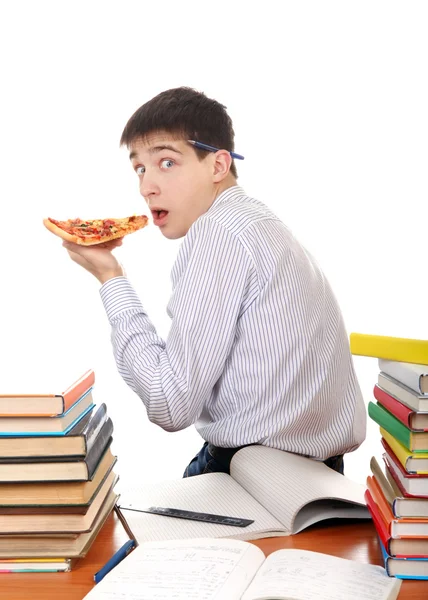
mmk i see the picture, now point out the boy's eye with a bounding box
[161,159,174,169]
[136,166,145,175]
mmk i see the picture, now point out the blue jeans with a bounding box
[183,442,344,478]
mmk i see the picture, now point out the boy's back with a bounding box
[168,185,366,458]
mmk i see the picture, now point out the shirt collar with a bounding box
[207,185,246,214]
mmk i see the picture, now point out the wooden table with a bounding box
[0,513,425,599]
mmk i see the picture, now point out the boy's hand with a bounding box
[62,238,125,284]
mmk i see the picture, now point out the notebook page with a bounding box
[83,537,265,600]
[230,446,367,532]
[116,472,285,543]
[241,549,401,600]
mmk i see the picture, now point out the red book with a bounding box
[365,489,391,547]
[382,438,428,498]
[374,384,428,431]
[366,477,428,537]
[365,489,428,557]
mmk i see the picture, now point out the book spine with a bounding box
[62,370,95,413]
[382,436,428,479]
[82,404,108,452]
[365,489,392,552]
[381,428,428,473]
[378,374,427,413]
[88,418,113,457]
[366,476,394,528]
[386,466,414,500]
[85,436,113,480]
[379,359,428,395]
[0,404,95,438]
[374,385,413,428]
[350,333,428,364]
[370,456,396,503]
[379,373,428,412]
[380,429,418,473]
[64,409,93,437]
[369,402,412,450]
[376,534,392,576]
[383,453,428,499]
[381,464,402,498]
[61,405,96,436]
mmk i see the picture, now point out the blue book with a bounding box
[378,534,428,580]
[0,389,95,437]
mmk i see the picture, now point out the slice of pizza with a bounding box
[43,214,149,245]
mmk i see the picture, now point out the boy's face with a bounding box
[129,132,224,239]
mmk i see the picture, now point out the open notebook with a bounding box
[83,537,401,600]
[117,445,369,543]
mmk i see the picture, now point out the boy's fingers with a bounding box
[62,240,78,250]
[97,238,124,249]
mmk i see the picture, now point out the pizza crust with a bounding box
[43,216,148,246]
[43,218,81,244]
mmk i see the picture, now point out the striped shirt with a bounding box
[100,186,366,459]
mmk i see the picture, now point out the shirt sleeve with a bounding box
[99,217,258,432]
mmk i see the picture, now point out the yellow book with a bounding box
[0,558,67,563]
[350,333,428,365]
[381,428,428,474]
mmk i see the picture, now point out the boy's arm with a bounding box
[100,218,258,432]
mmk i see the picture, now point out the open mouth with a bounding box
[153,210,168,219]
[151,209,169,225]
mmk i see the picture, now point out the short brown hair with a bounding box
[120,86,238,178]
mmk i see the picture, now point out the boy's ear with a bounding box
[212,150,232,182]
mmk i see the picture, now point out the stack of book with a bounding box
[0,370,118,572]
[351,332,428,580]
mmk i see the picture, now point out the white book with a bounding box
[377,372,428,412]
[116,445,368,544]
[370,456,428,518]
[83,537,401,600]
[379,359,428,395]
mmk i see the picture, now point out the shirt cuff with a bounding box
[99,276,146,323]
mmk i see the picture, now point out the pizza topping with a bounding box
[45,214,148,245]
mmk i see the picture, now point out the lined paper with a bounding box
[241,549,401,600]
[230,446,368,533]
[116,473,285,543]
[83,541,400,600]
[83,537,265,600]
[117,446,368,545]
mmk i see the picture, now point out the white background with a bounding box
[0,1,427,487]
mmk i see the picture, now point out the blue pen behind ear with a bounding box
[188,140,245,160]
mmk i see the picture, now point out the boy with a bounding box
[61,86,366,477]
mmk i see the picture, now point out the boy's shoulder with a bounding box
[202,187,280,236]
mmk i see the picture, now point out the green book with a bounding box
[368,401,428,453]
